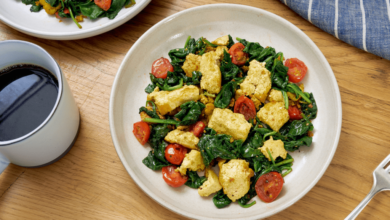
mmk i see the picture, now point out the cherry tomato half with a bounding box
[189,121,206,137]
[133,121,150,145]
[285,58,308,83]
[234,96,257,121]
[255,172,284,203]
[228,43,248,66]
[288,106,303,121]
[162,165,188,187]
[151,57,174,79]
[165,144,188,165]
[95,0,112,11]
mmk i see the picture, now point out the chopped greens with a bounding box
[137,35,318,210]
[22,0,135,28]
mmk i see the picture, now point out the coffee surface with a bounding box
[0,64,59,142]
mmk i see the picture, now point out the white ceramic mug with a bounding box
[0,40,80,173]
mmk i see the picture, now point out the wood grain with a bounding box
[1,0,390,219]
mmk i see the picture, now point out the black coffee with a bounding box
[0,64,59,141]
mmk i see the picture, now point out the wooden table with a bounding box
[1,0,390,219]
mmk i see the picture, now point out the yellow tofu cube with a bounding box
[260,136,287,161]
[235,89,245,100]
[200,51,222,94]
[147,85,200,115]
[251,96,262,110]
[257,102,289,132]
[176,150,205,175]
[215,46,228,60]
[198,169,222,197]
[211,35,229,46]
[219,159,254,202]
[208,108,252,141]
[182,53,201,77]
[239,60,272,103]
[268,89,284,103]
[164,129,199,150]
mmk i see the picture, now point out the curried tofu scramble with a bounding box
[133,35,318,208]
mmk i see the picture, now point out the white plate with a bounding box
[109,4,342,219]
[0,0,150,40]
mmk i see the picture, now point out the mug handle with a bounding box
[0,153,10,174]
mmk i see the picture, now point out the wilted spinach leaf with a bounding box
[198,132,243,166]
[142,150,170,171]
[148,124,170,149]
[301,93,318,120]
[213,190,232,208]
[174,101,205,126]
[220,50,241,83]
[185,171,207,188]
[214,81,238,109]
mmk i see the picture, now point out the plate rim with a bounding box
[109,3,342,219]
[0,0,151,40]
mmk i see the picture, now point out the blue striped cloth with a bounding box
[281,0,390,60]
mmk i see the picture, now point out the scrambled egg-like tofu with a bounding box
[182,53,201,77]
[215,46,228,60]
[39,0,61,15]
[211,35,229,46]
[251,96,262,110]
[238,60,271,103]
[268,89,284,103]
[260,136,287,161]
[219,159,254,202]
[198,169,222,197]
[140,106,164,123]
[208,108,252,141]
[176,150,205,175]
[164,129,199,150]
[200,51,222,94]
[257,102,289,132]
[147,85,200,115]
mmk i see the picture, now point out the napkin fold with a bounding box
[281,0,390,60]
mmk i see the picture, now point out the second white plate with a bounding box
[0,0,150,40]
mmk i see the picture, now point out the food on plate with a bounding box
[255,172,284,203]
[285,58,308,83]
[198,169,222,197]
[21,0,136,29]
[176,150,205,175]
[208,108,252,141]
[134,35,317,208]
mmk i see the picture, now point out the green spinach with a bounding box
[301,93,317,120]
[148,124,170,149]
[214,81,238,109]
[174,101,205,126]
[185,171,207,189]
[220,50,241,83]
[213,190,232,208]
[198,129,243,166]
[142,150,170,171]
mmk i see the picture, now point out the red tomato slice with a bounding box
[162,165,188,187]
[133,121,150,145]
[95,0,112,11]
[285,58,308,83]
[151,57,174,79]
[234,96,257,121]
[64,8,70,14]
[228,43,248,66]
[288,106,303,121]
[164,144,188,165]
[255,172,284,203]
[189,121,206,137]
